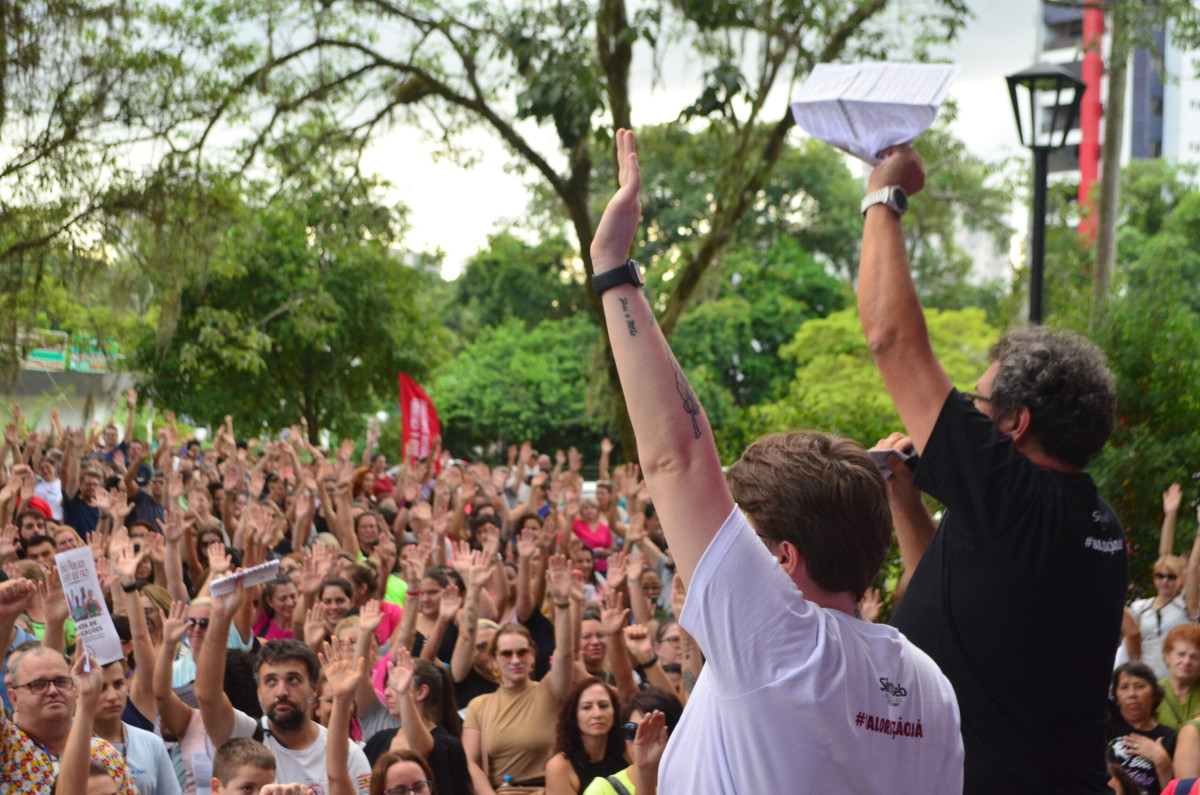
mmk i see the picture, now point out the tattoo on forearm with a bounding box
[619,297,638,337]
[672,360,702,438]
[682,668,697,693]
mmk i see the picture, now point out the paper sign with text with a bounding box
[55,546,124,664]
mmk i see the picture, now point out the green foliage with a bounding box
[433,315,606,457]
[671,237,850,410]
[133,169,448,441]
[743,306,997,451]
[445,232,586,340]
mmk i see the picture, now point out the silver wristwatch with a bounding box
[861,185,908,218]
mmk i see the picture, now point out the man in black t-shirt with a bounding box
[858,145,1126,795]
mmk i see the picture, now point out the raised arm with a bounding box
[62,427,83,500]
[856,144,952,453]
[322,636,363,795]
[1163,483,1183,559]
[115,542,158,723]
[1187,505,1200,619]
[389,647,435,758]
[123,389,137,446]
[588,130,733,586]
[60,651,104,795]
[156,602,197,740]
[545,553,576,701]
[195,578,245,746]
[872,432,936,605]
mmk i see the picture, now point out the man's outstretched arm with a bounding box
[856,145,953,453]
[590,130,734,587]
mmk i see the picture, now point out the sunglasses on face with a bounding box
[1155,572,1179,581]
[497,648,532,660]
[621,722,638,741]
[186,617,211,629]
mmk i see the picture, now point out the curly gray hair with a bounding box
[987,327,1116,469]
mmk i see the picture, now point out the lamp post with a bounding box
[1006,63,1086,324]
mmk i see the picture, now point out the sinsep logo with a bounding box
[879,677,908,707]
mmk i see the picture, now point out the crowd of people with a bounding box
[0,130,1190,795]
[0,390,684,795]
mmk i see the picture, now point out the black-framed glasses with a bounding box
[622,721,638,741]
[382,782,431,795]
[963,391,992,404]
[186,617,211,629]
[14,677,75,696]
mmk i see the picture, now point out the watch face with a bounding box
[891,188,908,214]
[628,260,645,287]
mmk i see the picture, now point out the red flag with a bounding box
[399,373,441,464]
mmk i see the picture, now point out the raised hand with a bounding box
[516,528,538,561]
[607,551,629,591]
[601,589,629,636]
[439,583,463,622]
[205,542,232,577]
[468,549,495,590]
[162,601,190,646]
[1165,483,1183,515]
[304,602,328,646]
[71,649,103,706]
[600,438,614,455]
[631,709,669,770]
[112,542,148,586]
[108,487,132,523]
[388,645,416,695]
[546,554,572,603]
[94,557,117,590]
[143,532,166,565]
[125,388,137,409]
[0,524,18,559]
[859,587,883,624]
[0,577,39,618]
[298,548,326,596]
[359,599,384,634]
[623,623,655,666]
[211,576,247,618]
[157,514,184,546]
[320,634,364,702]
[43,568,69,626]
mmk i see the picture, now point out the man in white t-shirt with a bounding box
[196,581,371,795]
[587,129,963,794]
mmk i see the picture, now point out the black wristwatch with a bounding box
[592,258,644,295]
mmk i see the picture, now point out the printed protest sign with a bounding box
[56,546,124,664]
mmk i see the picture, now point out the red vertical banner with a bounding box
[1079,6,1104,241]
[399,373,441,464]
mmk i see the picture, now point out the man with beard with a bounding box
[196,580,371,794]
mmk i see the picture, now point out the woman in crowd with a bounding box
[464,555,575,793]
[546,678,626,795]
[1158,625,1200,730]
[1109,661,1176,795]
[253,574,299,639]
[580,689,681,795]
[1132,485,1200,680]
[365,650,471,795]
[453,618,499,711]
[370,750,438,795]
[409,567,460,662]
[571,498,614,575]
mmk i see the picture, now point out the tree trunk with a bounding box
[1093,13,1127,327]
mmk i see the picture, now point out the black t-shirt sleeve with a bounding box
[915,389,1050,550]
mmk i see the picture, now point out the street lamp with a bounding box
[1006,62,1086,324]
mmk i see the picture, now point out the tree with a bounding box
[133,160,448,440]
[433,315,605,457]
[444,232,586,341]
[0,0,261,384]
[183,0,972,453]
[743,306,998,451]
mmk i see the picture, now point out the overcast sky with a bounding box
[360,0,1045,278]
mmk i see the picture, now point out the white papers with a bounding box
[789,62,959,164]
[210,559,280,596]
[868,448,916,478]
[56,547,124,665]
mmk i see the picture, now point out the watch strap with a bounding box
[592,259,643,295]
